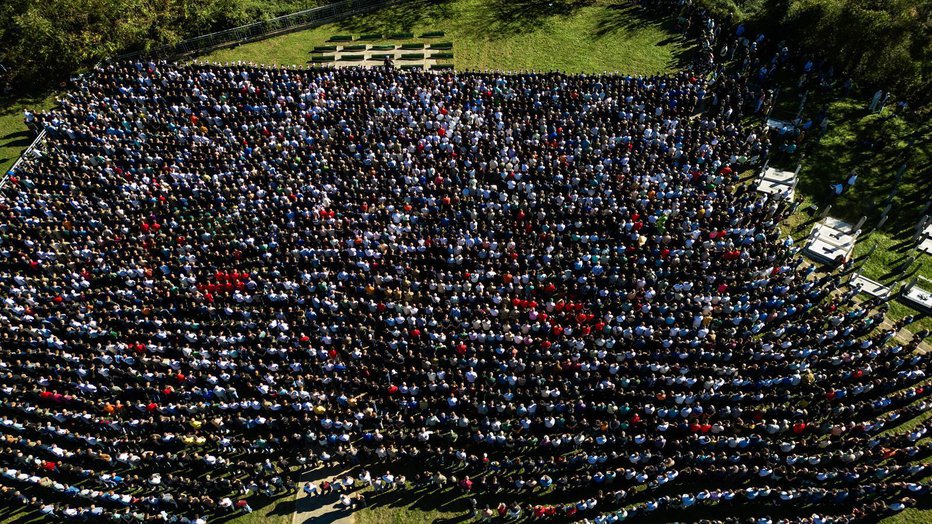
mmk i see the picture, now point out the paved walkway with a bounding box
[292,466,356,524]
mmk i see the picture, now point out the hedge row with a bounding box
[389,32,415,39]
[400,53,425,60]
[370,44,396,51]
[340,54,366,61]
[429,42,453,50]
[421,31,445,38]
[430,52,454,60]
[328,35,353,42]
[312,45,337,52]
[342,44,367,51]
[310,55,335,62]
[400,42,425,50]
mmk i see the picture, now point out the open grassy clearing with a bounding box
[200,0,692,75]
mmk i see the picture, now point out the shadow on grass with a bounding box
[593,4,694,69]
[204,484,298,524]
[594,3,654,36]
[0,508,48,524]
[464,0,597,38]
[1,133,33,149]
[792,103,932,242]
[335,0,454,34]
[335,0,598,40]
[298,506,353,524]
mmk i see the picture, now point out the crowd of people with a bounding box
[0,2,929,523]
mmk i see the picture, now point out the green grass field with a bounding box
[202,0,692,74]
[0,93,58,175]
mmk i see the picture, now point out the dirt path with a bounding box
[292,466,356,524]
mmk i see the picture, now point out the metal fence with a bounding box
[116,0,394,60]
[0,129,46,196]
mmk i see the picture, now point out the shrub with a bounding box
[429,42,453,50]
[340,54,365,61]
[430,52,454,60]
[400,53,425,60]
[328,35,353,42]
[312,45,338,52]
[400,42,425,50]
[370,44,396,51]
[341,44,367,51]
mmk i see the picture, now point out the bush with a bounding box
[420,31,445,38]
[400,42,425,50]
[692,0,930,103]
[328,35,353,42]
[342,44,367,51]
[312,45,338,52]
[400,53,424,60]
[429,42,453,50]
[340,54,365,61]
[430,52,454,60]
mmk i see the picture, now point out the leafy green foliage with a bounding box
[781,0,930,101]
[692,0,930,103]
[0,0,319,89]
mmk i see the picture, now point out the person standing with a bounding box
[868,89,883,112]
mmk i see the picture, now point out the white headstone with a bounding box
[849,274,891,299]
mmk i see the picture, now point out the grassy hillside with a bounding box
[201,0,692,74]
